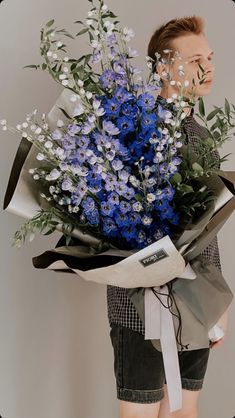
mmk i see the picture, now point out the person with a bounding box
[107,15,228,418]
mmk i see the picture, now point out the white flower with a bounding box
[16,124,22,130]
[46,168,61,181]
[57,119,64,127]
[22,132,28,138]
[90,40,101,49]
[95,107,105,116]
[2,126,7,131]
[62,80,69,86]
[38,135,45,142]
[88,114,96,123]
[122,27,135,41]
[92,98,101,110]
[0,119,7,125]
[154,152,164,162]
[35,127,42,134]
[77,79,84,87]
[22,122,28,128]
[28,168,36,174]
[101,4,108,11]
[170,80,176,85]
[147,193,156,203]
[52,53,58,59]
[142,215,153,226]
[63,67,69,73]
[70,94,78,102]
[86,19,93,26]
[184,80,189,87]
[80,88,85,95]
[44,140,53,148]
[55,147,65,157]
[29,233,35,242]
[47,51,52,57]
[86,91,93,99]
[132,201,143,212]
[56,41,63,48]
[88,11,95,17]
[59,74,67,80]
[36,153,45,161]
[73,103,85,116]
[128,47,138,57]
[63,56,69,62]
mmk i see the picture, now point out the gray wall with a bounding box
[0,1,234,417]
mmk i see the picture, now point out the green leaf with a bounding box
[192,162,204,174]
[198,97,205,117]
[46,19,55,28]
[170,172,182,184]
[76,28,89,36]
[23,64,40,69]
[74,20,84,24]
[225,98,230,117]
[58,107,72,119]
[206,108,221,121]
[42,63,47,70]
[178,184,194,193]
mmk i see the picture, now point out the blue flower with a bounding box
[128,211,141,225]
[76,135,90,149]
[121,225,137,241]
[137,93,155,110]
[141,112,157,132]
[102,217,118,236]
[116,116,135,135]
[82,197,96,212]
[121,102,139,119]
[86,209,100,226]
[119,200,131,214]
[101,201,116,216]
[99,69,117,89]
[103,97,121,117]
[113,86,135,103]
[114,211,129,227]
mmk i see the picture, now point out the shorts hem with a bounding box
[117,386,164,403]
[181,378,204,391]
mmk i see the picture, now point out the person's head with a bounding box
[147,16,215,103]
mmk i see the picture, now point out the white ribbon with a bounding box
[144,262,197,413]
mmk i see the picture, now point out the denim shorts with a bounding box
[109,323,210,403]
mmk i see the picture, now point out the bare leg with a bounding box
[158,384,200,418]
[119,399,162,418]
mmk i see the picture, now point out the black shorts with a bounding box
[109,323,210,403]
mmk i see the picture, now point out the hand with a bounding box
[209,335,226,349]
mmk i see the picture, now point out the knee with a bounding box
[171,409,198,418]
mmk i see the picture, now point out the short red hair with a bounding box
[147,16,205,73]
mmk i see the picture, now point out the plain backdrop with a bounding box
[0,1,234,417]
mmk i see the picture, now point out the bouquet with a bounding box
[2,0,235,412]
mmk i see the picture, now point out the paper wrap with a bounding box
[3,89,235,412]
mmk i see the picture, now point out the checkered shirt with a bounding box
[106,97,222,334]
